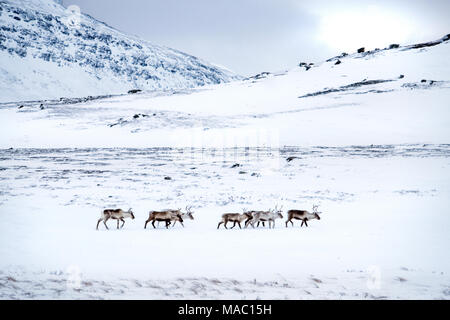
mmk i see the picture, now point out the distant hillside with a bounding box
[0,0,240,102]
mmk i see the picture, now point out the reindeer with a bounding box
[144,210,183,229]
[217,212,253,229]
[96,208,135,230]
[170,206,194,227]
[244,210,274,228]
[285,205,321,227]
[243,210,255,228]
[155,208,181,228]
[154,206,194,227]
[243,209,264,228]
[247,205,283,229]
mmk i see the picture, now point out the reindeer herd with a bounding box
[96,205,322,230]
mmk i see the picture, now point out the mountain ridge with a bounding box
[0,0,240,102]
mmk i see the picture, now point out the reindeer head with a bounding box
[273,204,283,219]
[175,213,183,222]
[128,208,135,219]
[312,205,321,220]
[244,212,253,219]
[185,206,194,220]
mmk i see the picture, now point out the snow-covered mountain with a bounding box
[0,0,240,102]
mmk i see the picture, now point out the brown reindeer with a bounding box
[170,206,194,227]
[217,212,252,229]
[155,208,180,227]
[144,210,183,229]
[96,208,135,230]
[285,205,321,228]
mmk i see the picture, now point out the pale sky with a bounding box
[62,0,450,76]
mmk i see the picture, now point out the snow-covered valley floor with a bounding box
[0,146,449,299]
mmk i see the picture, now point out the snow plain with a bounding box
[0,36,449,299]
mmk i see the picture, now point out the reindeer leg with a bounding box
[217,221,223,229]
[224,221,228,229]
[300,220,304,227]
[152,220,156,229]
[272,220,275,229]
[96,218,103,230]
[172,221,176,228]
[238,222,242,229]
[180,221,184,228]
[165,220,170,229]
[304,220,308,227]
[117,219,120,229]
[290,220,294,227]
[231,221,237,229]
[103,217,110,230]
[120,218,125,229]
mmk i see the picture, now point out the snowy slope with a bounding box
[1,34,449,148]
[0,0,240,102]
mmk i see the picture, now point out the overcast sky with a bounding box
[62,0,450,76]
